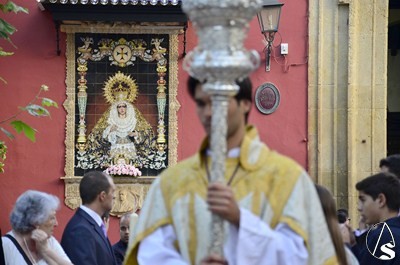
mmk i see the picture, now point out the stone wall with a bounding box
[308,0,389,222]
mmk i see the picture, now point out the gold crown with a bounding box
[114,85,129,101]
[103,72,138,104]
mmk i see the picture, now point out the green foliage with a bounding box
[25,104,51,117]
[0,85,58,172]
[0,1,28,13]
[0,2,57,173]
[0,84,58,141]
[42,97,58,108]
[10,120,37,142]
[0,1,27,83]
[0,49,13,57]
[0,18,16,41]
[0,1,28,45]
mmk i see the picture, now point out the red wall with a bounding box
[0,0,308,244]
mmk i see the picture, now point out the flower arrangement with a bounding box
[104,163,142,177]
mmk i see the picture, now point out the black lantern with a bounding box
[257,0,283,72]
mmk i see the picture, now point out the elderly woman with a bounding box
[1,190,73,265]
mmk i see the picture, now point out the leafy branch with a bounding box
[0,1,27,83]
[0,85,58,173]
[0,1,28,44]
[0,85,58,141]
[0,1,57,173]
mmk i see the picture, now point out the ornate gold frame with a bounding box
[61,24,181,214]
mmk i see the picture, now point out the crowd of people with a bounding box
[1,76,399,265]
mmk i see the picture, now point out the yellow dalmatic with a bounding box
[125,126,337,265]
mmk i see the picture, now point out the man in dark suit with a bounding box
[61,171,117,265]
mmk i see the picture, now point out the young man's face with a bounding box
[380,165,390,173]
[357,191,381,225]
[101,176,116,212]
[119,216,131,244]
[194,84,250,138]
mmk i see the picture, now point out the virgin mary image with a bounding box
[103,95,138,162]
[76,72,166,171]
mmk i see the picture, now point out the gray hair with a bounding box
[10,190,60,234]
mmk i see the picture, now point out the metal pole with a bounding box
[208,93,229,255]
[182,0,261,257]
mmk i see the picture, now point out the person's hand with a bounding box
[111,125,117,132]
[200,254,228,265]
[128,131,137,137]
[103,216,110,233]
[340,223,356,246]
[31,228,50,253]
[358,215,367,230]
[207,182,240,227]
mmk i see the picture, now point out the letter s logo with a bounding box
[366,222,396,260]
[379,242,396,260]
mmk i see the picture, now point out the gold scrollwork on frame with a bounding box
[61,24,181,213]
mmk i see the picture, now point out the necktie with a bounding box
[100,223,107,237]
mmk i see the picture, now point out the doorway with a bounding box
[387,0,400,155]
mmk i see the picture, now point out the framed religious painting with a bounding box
[61,24,181,216]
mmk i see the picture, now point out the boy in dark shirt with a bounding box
[355,172,400,265]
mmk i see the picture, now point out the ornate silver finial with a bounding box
[182,0,261,258]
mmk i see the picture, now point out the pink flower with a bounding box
[104,163,142,177]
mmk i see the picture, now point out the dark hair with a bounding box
[379,154,400,178]
[80,171,112,205]
[315,185,348,265]
[187,76,253,122]
[337,209,348,224]
[355,172,400,211]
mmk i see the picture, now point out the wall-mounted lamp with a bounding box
[257,0,284,72]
